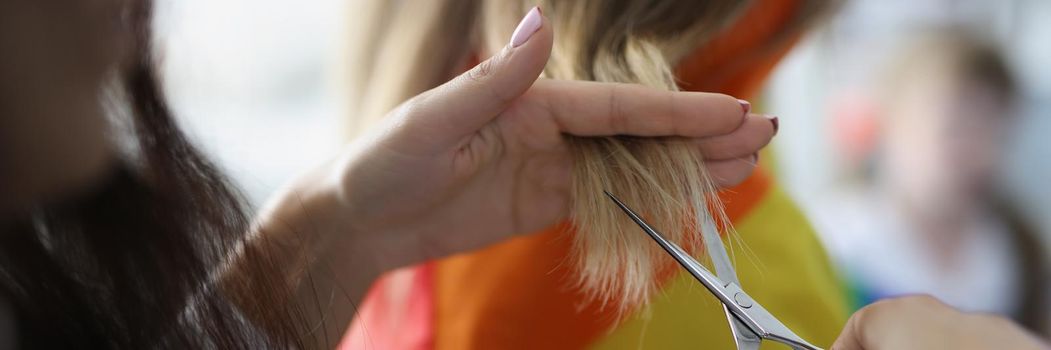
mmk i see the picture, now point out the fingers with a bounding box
[690,113,775,188]
[706,155,758,188]
[695,114,777,160]
[402,6,552,147]
[831,295,950,350]
[534,79,747,138]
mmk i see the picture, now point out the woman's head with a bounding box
[0,0,135,214]
[1,1,305,347]
[880,29,1018,212]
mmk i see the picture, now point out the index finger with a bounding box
[532,79,748,138]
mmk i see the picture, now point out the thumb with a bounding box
[406,6,552,145]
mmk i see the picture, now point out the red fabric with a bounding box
[675,0,804,97]
[340,264,435,350]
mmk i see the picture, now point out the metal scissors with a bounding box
[604,191,823,350]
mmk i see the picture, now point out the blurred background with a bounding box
[157,0,1050,334]
[157,0,348,205]
[764,0,1051,331]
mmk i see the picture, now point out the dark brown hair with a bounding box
[0,1,304,348]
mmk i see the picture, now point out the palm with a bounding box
[344,95,570,261]
[453,92,577,240]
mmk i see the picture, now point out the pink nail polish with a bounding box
[738,99,751,114]
[510,6,543,48]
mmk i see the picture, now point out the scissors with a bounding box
[604,191,823,350]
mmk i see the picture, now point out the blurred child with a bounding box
[814,28,1048,335]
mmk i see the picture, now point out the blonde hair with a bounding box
[346,0,826,311]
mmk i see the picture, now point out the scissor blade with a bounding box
[603,191,737,311]
[604,192,723,283]
[604,191,823,350]
[727,311,762,350]
[696,209,739,284]
[694,207,758,349]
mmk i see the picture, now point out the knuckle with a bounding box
[467,59,495,83]
[607,85,629,132]
[718,93,746,121]
[462,55,519,107]
[746,131,768,151]
[714,93,738,105]
[712,112,744,135]
[393,93,428,118]
[722,139,747,158]
[466,51,506,83]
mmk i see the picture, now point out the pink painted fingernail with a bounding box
[738,99,751,114]
[510,6,543,48]
[766,115,779,135]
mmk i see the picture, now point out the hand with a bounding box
[331,8,776,271]
[247,8,775,348]
[832,295,1048,350]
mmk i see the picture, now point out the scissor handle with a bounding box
[717,281,823,350]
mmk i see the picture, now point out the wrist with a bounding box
[258,161,384,284]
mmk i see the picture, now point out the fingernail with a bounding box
[738,99,751,114]
[766,115,779,135]
[510,6,543,48]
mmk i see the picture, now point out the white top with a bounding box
[810,189,1020,315]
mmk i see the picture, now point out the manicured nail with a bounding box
[738,99,751,114]
[510,6,543,48]
[766,115,779,135]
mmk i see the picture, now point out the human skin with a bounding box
[832,295,1048,350]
